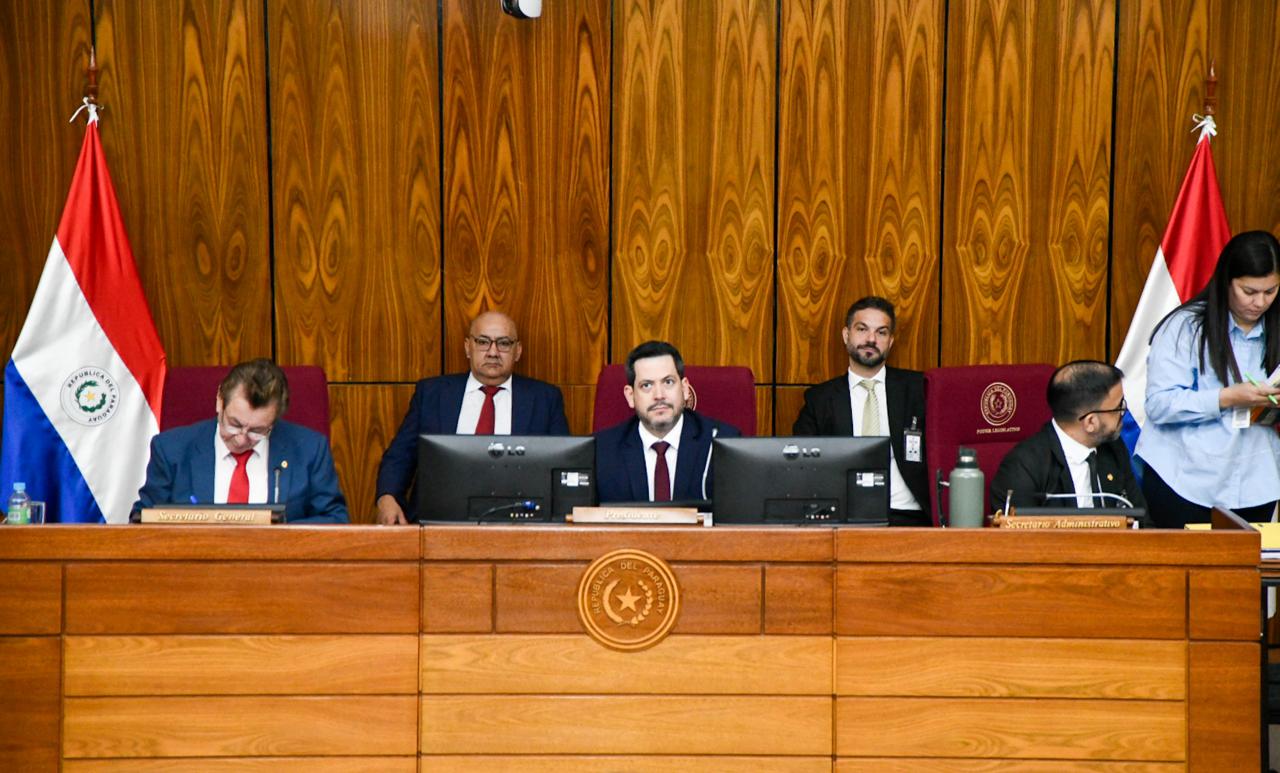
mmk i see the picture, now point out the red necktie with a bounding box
[652,441,671,502]
[475,385,501,434]
[228,450,252,503]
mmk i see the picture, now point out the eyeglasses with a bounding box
[219,414,274,442]
[470,336,518,353]
[1079,397,1126,422]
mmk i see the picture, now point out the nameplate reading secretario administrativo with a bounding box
[567,507,703,525]
[992,513,1131,529]
[140,507,274,525]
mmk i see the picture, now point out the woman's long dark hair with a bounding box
[1149,230,1280,385]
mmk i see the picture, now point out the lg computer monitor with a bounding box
[712,436,891,525]
[415,435,595,522]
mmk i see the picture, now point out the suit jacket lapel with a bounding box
[621,421,650,501]
[192,424,218,504]
[673,413,705,500]
[266,430,293,505]
[1045,425,1077,496]
[510,376,530,434]
[831,378,854,436]
[442,375,467,432]
[884,369,907,443]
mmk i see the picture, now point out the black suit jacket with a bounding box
[791,368,929,510]
[594,410,741,503]
[376,372,570,514]
[990,421,1149,526]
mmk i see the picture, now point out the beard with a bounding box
[848,343,886,368]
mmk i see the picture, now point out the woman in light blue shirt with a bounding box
[1136,230,1280,527]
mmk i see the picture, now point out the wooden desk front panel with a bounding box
[419,526,835,771]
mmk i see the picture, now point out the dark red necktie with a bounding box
[228,450,252,503]
[652,441,671,502]
[475,385,501,434]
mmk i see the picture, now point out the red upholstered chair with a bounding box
[591,364,756,436]
[924,364,1055,525]
[160,365,331,438]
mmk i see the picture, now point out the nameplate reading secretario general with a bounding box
[140,507,275,525]
[567,507,703,525]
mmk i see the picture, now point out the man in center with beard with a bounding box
[792,296,930,526]
[990,360,1148,524]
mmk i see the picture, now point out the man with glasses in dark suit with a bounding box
[375,311,569,524]
[990,360,1148,524]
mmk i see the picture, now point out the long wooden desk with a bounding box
[0,525,1260,771]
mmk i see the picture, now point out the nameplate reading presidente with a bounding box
[567,507,702,525]
[140,507,274,525]
[577,549,680,652]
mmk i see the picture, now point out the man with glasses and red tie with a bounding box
[990,360,1148,525]
[375,311,569,524]
[594,341,740,504]
[132,359,348,522]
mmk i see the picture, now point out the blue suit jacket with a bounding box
[132,419,349,523]
[593,410,741,503]
[375,372,570,514]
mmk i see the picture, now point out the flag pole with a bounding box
[85,47,99,107]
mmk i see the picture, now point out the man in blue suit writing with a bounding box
[376,311,570,523]
[595,341,740,503]
[133,359,348,523]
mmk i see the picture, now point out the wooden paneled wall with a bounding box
[4,0,1280,521]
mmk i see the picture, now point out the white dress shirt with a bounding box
[213,428,270,504]
[456,373,514,434]
[637,414,684,501]
[846,368,922,512]
[1050,419,1097,508]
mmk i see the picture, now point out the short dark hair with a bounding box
[218,358,290,414]
[844,296,896,331]
[624,341,685,385]
[1047,360,1123,423]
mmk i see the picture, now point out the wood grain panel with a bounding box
[422,695,831,755]
[65,759,417,773]
[755,385,773,436]
[942,0,1114,365]
[422,562,493,633]
[1210,1,1280,244]
[562,384,596,436]
[442,0,609,385]
[95,0,271,365]
[0,524,419,561]
[270,0,440,382]
[65,563,419,634]
[764,564,833,634]
[421,634,831,695]
[422,524,834,562]
[1110,0,1211,357]
[329,383,416,524]
[0,0,91,404]
[422,758,830,773]
[835,565,1185,638]
[64,696,417,758]
[835,527,1256,566]
[774,385,809,435]
[612,0,775,377]
[835,697,1183,760]
[836,760,1183,772]
[1187,641,1258,772]
[0,637,59,772]
[836,637,1185,699]
[64,635,418,695]
[1187,567,1259,640]
[493,563,763,634]
[0,561,60,634]
[777,0,943,378]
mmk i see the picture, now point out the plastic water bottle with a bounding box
[6,482,30,525]
[948,448,985,528]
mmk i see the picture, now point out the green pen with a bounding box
[1246,374,1280,405]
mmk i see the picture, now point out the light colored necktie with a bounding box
[859,379,880,436]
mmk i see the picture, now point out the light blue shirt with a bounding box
[1135,306,1280,508]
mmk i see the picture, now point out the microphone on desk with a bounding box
[273,460,288,522]
[1040,491,1135,508]
[701,427,718,500]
